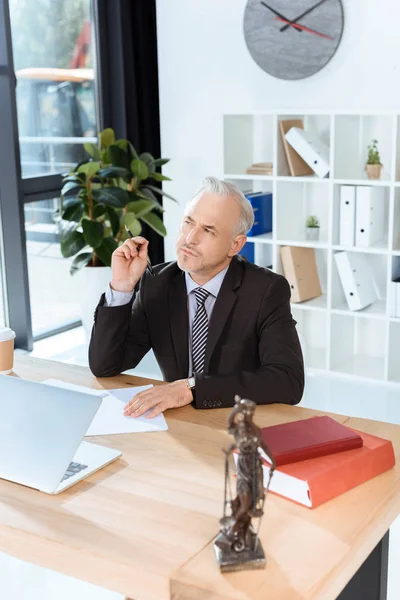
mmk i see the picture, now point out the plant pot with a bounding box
[365,163,383,179]
[73,265,113,342]
[305,227,320,241]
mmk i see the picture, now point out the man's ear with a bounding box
[228,234,247,257]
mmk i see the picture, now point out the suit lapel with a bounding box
[203,257,243,371]
[169,270,189,377]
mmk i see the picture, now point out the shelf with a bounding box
[278,240,328,249]
[224,173,274,181]
[333,178,392,186]
[247,232,273,244]
[276,175,330,183]
[332,241,389,255]
[331,355,386,381]
[291,294,328,311]
[222,110,400,384]
[331,299,387,319]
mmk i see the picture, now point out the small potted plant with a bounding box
[365,139,383,179]
[305,215,320,241]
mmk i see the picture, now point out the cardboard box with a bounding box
[280,246,322,303]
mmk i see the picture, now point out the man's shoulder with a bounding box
[238,256,287,291]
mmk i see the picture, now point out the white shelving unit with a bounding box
[223,110,400,384]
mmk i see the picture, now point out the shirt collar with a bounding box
[185,265,229,298]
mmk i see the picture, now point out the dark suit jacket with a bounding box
[89,256,304,409]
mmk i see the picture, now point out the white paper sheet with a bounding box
[42,379,168,436]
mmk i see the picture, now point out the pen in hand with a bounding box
[125,225,155,277]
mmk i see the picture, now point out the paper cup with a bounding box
[0,328,16,374]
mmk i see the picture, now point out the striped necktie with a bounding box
[192,287,210,374]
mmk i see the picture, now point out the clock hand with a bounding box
[260,1,302,32]
[275,16,333,40]
[280,0,330,32]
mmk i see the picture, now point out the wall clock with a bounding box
[243,0,344,80]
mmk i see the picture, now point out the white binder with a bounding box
[334,252,377,311]
[355,186,385,248]
[284,127,330,178]
[390,280,400,318]
[339,186,356,246]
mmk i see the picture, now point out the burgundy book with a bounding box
[261,416,363,466]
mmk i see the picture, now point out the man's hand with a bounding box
[123,379,193,419]
[110,237,149,293]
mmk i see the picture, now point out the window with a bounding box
[9,0,97,177]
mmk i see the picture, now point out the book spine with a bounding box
[275,436,363,466]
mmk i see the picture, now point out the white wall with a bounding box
[155,0,400,260]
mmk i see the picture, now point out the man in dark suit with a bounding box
[89,176,304,418]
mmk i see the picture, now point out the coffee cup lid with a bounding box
[0,327,16,341]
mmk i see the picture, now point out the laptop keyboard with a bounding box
[61,462,88,482]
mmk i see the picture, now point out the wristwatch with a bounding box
[187,376,196,404]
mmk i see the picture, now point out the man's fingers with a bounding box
[145,405,164,419]
[123,388,155,414]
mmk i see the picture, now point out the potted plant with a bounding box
[365,139,383,179]
[305,215,320,241]
[57,127,177,340]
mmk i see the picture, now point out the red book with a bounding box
[260,416,363,466]
[258,428,395,508]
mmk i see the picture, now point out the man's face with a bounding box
[176,192,246,276]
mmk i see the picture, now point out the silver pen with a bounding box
[124,225,155,277]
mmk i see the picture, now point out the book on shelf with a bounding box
[259,416,363,466]
[246,162,273,175]
[245,191,273,237]
[285,126,330,178]
[279,119,314,177]
[280,246,322,303]
[239,242,254,263]
[334,251,377,311]
[235,428,395,509]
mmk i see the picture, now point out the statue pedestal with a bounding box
[213,530,266,572]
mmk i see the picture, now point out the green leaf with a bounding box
[61,180,81,196]
[62,202,84,222]
[94,237,118,267]
[105,206,120,237]
[140,212,166,236]
[62,172,86,184]
[84,142,101,160]
[152,158,170,167]
[60,231,86,258]
[70,252,92,276]
[131,159,149,180]
[78,161,101,178]
[139,152,155,166]
[92,187,130,208]
[122,213,142,236]
[149,172,171,182]
[143,184,178,203]
[137,187,163,210]
[114,139,129,151]
[109,144,131,170]
[102,148,110,164]
[82,219,104,248]
[126,199,156,217]
[99,128,115,150]
[93,203,107,218]
[98,166,130,179]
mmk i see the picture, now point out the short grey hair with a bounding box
[187,176,254,236]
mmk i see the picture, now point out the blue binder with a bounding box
[246,192,273,237]
[239,242,254,263]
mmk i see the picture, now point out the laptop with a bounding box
[0,375,122,494]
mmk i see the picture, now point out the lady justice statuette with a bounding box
[214,396,276,572]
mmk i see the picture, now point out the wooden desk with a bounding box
[0,355,399,600]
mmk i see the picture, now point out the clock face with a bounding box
[243,0,344,80]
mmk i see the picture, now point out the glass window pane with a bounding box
[9,0,97,177]
[25,199,81,336]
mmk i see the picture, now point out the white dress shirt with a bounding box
[104,265,229,375]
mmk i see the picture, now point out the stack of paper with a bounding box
[42,379,168,435]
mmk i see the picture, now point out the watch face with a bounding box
[243,0,344,80]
